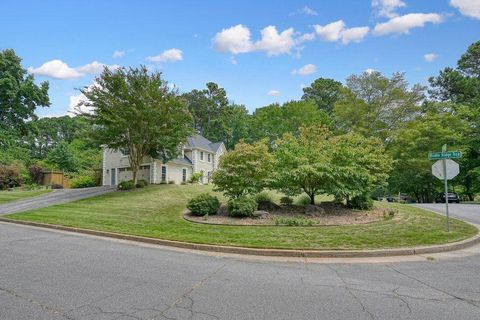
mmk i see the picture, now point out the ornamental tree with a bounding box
[80,66,192,184]
[212,139,274,198]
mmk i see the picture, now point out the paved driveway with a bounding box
[0,186,115,215]
[1,222,480,320]
[412,203,480,225]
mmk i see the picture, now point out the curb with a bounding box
[0,217,479,258]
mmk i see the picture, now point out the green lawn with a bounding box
[0,189,52,204]
[5,185,478,250]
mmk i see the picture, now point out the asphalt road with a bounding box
[0,186,115,215]
[1,223,480,320]
[412,203,480,225]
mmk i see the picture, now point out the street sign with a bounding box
[428,151,462,160]
[432,159,460,180]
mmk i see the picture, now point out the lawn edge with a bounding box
[1,217,478,258]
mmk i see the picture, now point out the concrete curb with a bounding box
[1,217,479,258]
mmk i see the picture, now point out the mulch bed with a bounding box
[184,202,390,226]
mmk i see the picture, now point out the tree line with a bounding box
[0,41,479,200]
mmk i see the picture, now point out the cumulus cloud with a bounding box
[113,50,125,58]
[314,20,369,44]
[213,24,304,56]
[146,48,183,63]
[365,68,377,74]
[267,89,280,96]
[28,60,84,80]
[291,6,318,16]
[424,53,438,62]
[213,24,254,54]
[450,0,480,19]
[373,13,444,35]
[292,64,317,76]
[372,0,406,18]
[68,83,101,116]
[28,60,119,79]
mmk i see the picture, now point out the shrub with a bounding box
[0,164,22,190]
[348,194,374,210]
[275,217,314,227]
[187,193,220,216]
[70,175,97,189]
[383,209,398,220]
[23,183,41,191]
[118,180,135,190]
[227,196,257,218]
[295,194,311,206]
[280,196,293,206]
[254,191,274,210]
[29,165,43,185]
[168,180,175,184]
[190,172,203,184]
[136,179,148,188]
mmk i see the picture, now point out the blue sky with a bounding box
[1,0,479,117]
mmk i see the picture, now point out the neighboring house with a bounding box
[102,134,226,186]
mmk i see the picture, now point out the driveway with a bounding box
[0,186,116,215]
[412,203,480,225]
[1,222,480,320]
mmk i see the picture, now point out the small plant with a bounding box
[203,213,209,221]
[135,179,148,188]
[275,217,315,226]
[254,191,275,210]
[29,165,43,185]
[295,194,311,206]
[118,180,135,190]
[189,172,203,184]
[180,181,187,185]
[280,196,293,206]
[348,195,374,210]
[383,208,398,220]
[70,175,97,189]
[187,193,220,216]
[227,196,257,218]
[23,183,41,191]
[168,180,175,184]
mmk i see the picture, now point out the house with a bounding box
[102,134,226,186]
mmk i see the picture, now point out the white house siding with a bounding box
[195,150,217,183]
[102,148,152,185]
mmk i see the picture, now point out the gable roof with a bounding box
[186,134,223,153]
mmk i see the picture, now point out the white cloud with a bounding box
[292,64,317,76]
[68,84,100,116]
[297,32,316,43]
[373,13,444,35]
[213,24,299,56]
[113,50,125,58]
[314,20,369,44]
[365,68,377,74]
[213,24,254,54]
[28,60,84,80]
[290,6,318,16]
[372,0,406,18]
[230,56,238,65]
[424,53,438,62]
[146,48,183,63]
[254,26,296,56]
[77,61,119,74]
[450,0,480,19]
[340,26,370,44]
[267,89,280,96]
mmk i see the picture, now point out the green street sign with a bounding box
[428,151,462,160]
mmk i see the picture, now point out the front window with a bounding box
[207,154,211,162]
[161,166,167,183]
[182,168,187,182]
[200,151,204,161]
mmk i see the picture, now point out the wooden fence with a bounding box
[41,170,70,188]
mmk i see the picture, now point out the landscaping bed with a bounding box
[5,185,478,250]
[184,202,389,226]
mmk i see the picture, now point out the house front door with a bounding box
[111,168,116,185]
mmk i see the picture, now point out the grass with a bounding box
[0,189,52,204]
[5,185,478,250]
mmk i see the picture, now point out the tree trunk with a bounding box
[309,193,315,205]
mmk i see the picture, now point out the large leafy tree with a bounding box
[249,100,331,143]
[301,77,343,113]
[0,49,50,134]
[334,71,425,144]
[81,66,193,184]
[212,139,274,198]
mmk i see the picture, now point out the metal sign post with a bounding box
[428,145,461,232]
[442,145,450,232]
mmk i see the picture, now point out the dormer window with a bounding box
[120,148,130,156]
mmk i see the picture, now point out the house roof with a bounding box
[186,134,223,153]
[169,156,193,166]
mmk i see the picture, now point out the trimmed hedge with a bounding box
[227,196,257,218]
[70,175,96,189]
[187,193,220,216]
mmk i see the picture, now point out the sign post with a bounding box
[428,145,461,232]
